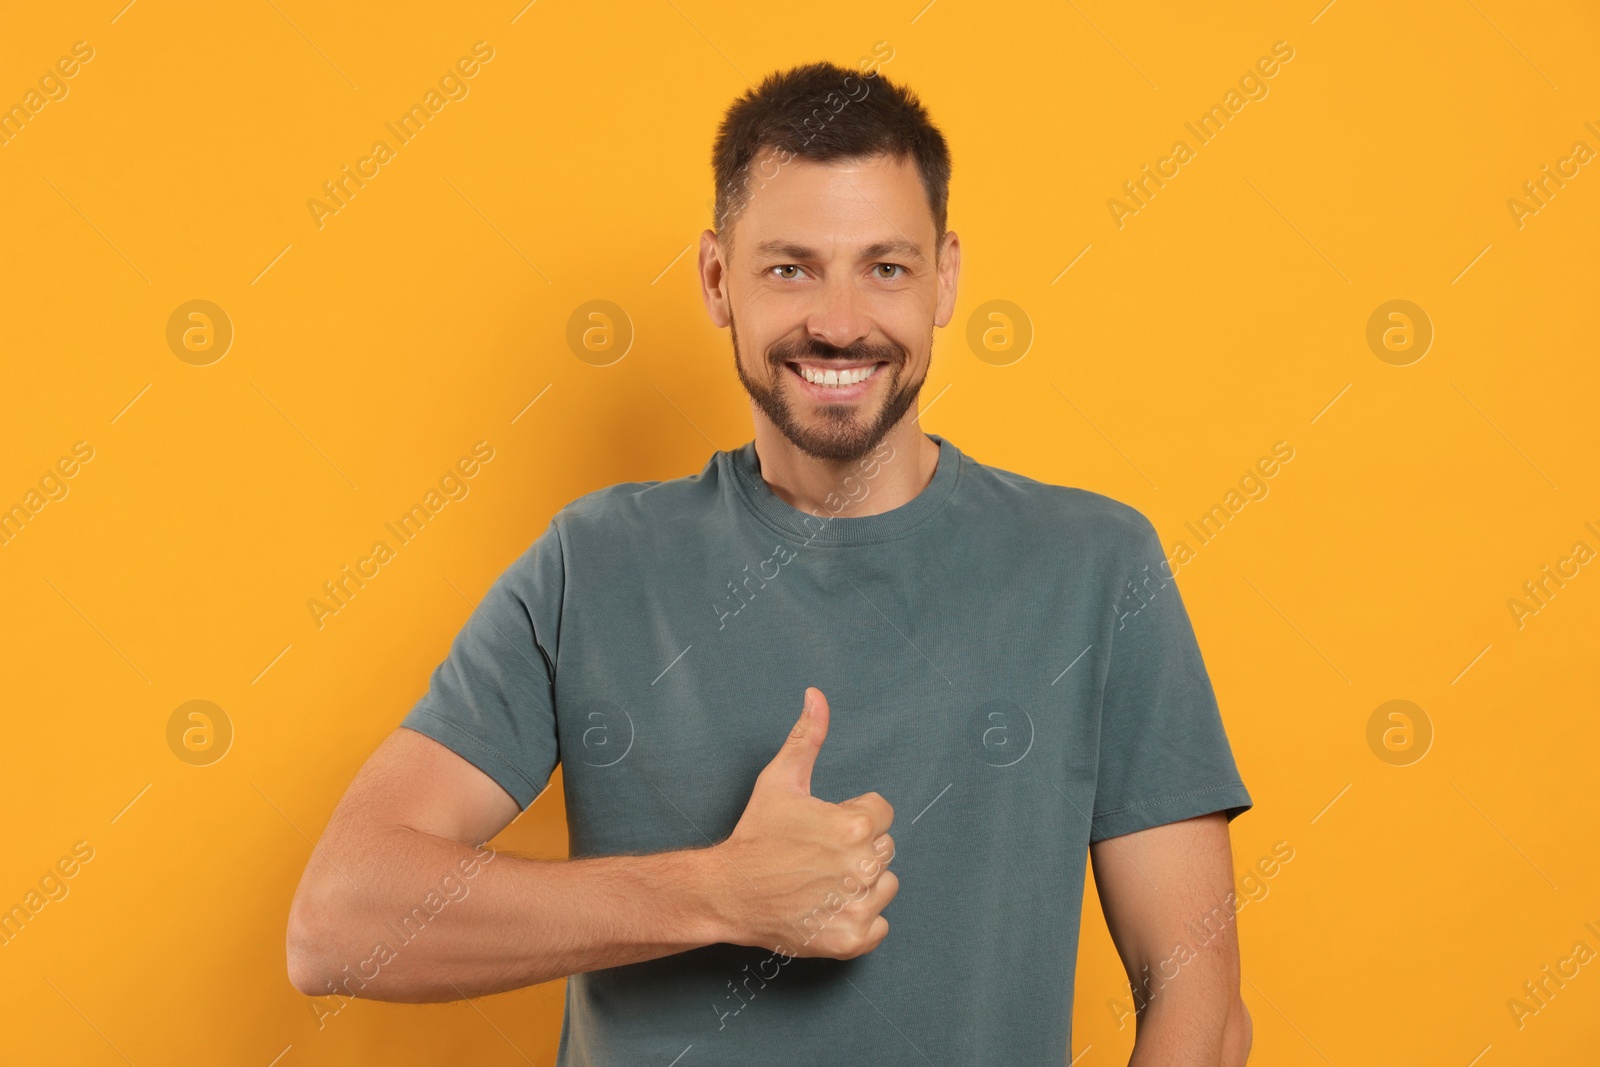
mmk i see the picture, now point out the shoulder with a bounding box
[547,452,729,552]
[955,447,1158,555]
[491,457,729,600]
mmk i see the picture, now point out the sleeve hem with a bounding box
[400,711,546,811]
[1089,781,1252,843]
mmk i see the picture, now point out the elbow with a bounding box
[286,954,327,998]
[286,935,329,997]
[1221,995,1252,1065]
[285,876,346,996]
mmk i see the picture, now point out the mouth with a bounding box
[784,360,888,402]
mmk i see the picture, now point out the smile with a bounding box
[788,362,884,388]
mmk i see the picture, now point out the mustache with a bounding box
[768,338,903,367]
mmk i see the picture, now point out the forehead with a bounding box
[729,150,933,256]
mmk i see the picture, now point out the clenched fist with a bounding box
[712,687,898,960]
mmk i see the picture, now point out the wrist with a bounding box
[682,842,744,948]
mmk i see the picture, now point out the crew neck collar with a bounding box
[725,433,962,547]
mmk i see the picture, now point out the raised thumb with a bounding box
[763,686,829,794]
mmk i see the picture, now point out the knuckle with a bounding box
[862,791,894,823]
[865,918,889,952]
[844,812,873,843]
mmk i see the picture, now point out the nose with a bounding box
[806,271,871,353]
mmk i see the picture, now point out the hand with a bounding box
[710,687,897,959]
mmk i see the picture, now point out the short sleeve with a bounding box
[399,519,565,810]
[1089,515,1252,843]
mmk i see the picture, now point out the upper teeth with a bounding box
[800,364,879,386]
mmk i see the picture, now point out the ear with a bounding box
[699,228,731,328]
[933,230,961,329]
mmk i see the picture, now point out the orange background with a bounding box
[2,1,1597,1064]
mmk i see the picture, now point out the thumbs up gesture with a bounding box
[712,688,898,959]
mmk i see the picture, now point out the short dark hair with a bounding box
[710,60,952,255]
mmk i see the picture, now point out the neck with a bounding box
[749,414,942,518]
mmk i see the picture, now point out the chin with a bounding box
[782,421,885,464]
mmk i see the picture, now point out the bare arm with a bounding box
[285,688,896,1002]
[1090,812,1252,1066]
[285,726,732,1000]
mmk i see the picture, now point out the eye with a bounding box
[873,263,906,279]
[769,265,803,280]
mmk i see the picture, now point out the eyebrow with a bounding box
[753,238,928,265]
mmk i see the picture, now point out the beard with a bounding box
[730,313,928,463]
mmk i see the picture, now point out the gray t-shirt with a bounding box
[401,432,1251,1066]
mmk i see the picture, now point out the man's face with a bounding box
[701,151,959,463]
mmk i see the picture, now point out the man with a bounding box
[287,60,1255,1065]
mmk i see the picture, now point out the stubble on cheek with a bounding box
[728,311,929,463]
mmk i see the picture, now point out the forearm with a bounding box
[1128,993,1250,1066]
[287,827,731,1001]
